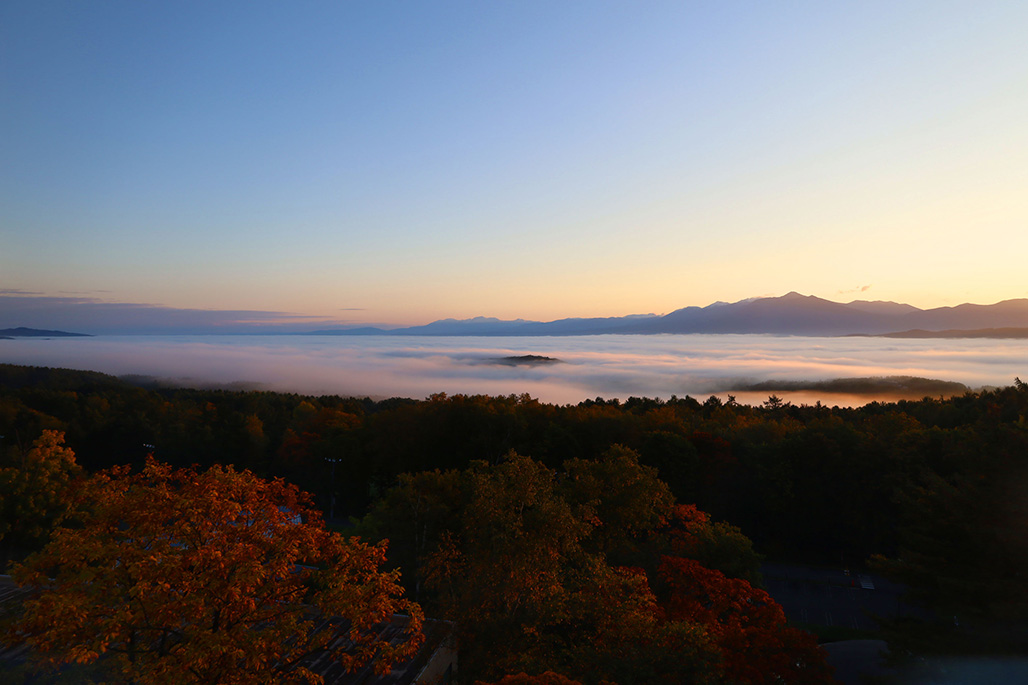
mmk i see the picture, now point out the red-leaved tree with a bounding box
[8,457,422,684]
[660,555,833,684]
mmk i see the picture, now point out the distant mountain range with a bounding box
[307,292,1028,338]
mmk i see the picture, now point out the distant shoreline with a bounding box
[0,327,90,338]
[848,327,1028,339]
[727,376,969,397]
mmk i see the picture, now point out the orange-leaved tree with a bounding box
[7,457,422,685]
[0,430,82,569]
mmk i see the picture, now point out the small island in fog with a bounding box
[490,355,563,367]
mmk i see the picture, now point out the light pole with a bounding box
[324,456,342,521]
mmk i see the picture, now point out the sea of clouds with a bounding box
[3,334,1027,406]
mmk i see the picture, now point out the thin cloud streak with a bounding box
[0,295,346,334]
[0,289,44,296]
[837,285,873,297]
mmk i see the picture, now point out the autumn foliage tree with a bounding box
[657,504,764,586]
[660,556,832,684]
[365,450,719,683]
[559,444,675,557]
[7,457,422,684]
[0,430,82,569]
[418,452,596,679]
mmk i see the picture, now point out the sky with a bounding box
[3,1,1028,330]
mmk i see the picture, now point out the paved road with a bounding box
[762,562,920,631]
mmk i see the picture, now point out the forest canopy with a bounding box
[2,363,1027,679]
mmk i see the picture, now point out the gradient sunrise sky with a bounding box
[3,1,1027,328]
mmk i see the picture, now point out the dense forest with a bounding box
[2,363,1026,682]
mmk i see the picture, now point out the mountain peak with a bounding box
[777,291,823,302]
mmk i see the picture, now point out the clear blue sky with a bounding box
[3,1,1027,328]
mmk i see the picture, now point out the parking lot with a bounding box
[762,562,918,631]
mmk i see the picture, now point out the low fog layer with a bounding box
[2,334,1025,406]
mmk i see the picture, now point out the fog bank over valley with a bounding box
[2,334,1024,406]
